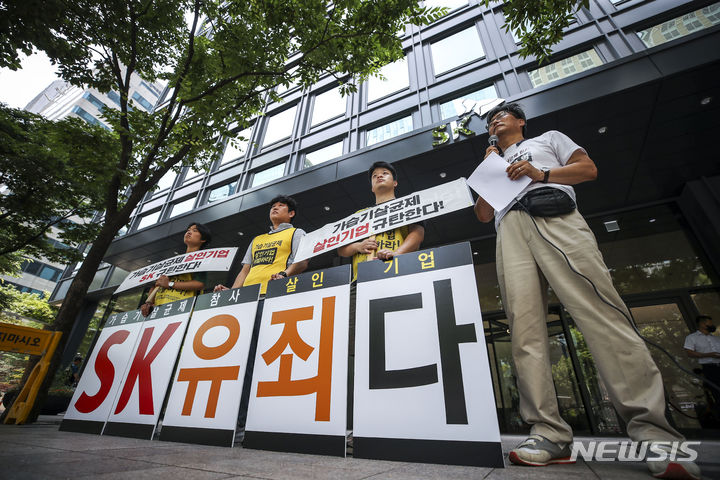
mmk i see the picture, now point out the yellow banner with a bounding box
[0,322,53,355]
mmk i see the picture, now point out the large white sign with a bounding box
[353,243,503,467]
[60,309,146,434]
[115,247,238,293]
[104,299,195,439]
[160,284,261,447]
[244,265,351,457]
[294,178,473,262]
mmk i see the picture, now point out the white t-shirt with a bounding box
[494,130,586,229]
[684,330,720,365]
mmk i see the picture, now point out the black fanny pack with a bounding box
[516,187,576,217]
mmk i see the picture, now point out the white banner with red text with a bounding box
[294,178,473,262]
[114,247,238,294]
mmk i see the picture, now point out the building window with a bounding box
[304,141,343,168]
[221,127,252,165]
[366,115,413,147]
[207,181,237,203]
[71,105,108,129]
[430,26,485,76]
[439,84,497,120]
[251,163,285,187]
[311,87,346,126]
[39,265,63,282]
[137,211,161,230]
[82,92,107,111]
[637,2,720,48]
[277,67,299,95]
[527,49,603,88]
[132,92,154,111]
[170,197,196,218]
[156,170,177,191]
[140,80,162,98]
[107,90,122,107]
[262,105,297,147]
[367,57,409,103]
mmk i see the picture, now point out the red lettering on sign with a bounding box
[114,322,181,415]
[74,330,130,413]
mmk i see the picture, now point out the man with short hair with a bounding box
[214,195,308,437]
[684,315,720,411]
[215,195,308,294]
[474,103,699,480]
[338,161,424,438]
[141,222,211,316]
[338,161,424,277]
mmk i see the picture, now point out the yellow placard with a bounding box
[0,322,52,355]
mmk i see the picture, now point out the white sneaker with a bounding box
[646,442,701,480]
[509,434,575,466]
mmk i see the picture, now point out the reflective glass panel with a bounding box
[262,105,297,146]
[528,49,603,88]
[251,163,285,187]
[156,170,177,191]
[311,88,346,126]
[430,27,485,75]
[221,127,252,165]
[439,84,498,120]
[367,57,409,103]
[637,3,720,48]
[170,197,195,218]
[366,115,413,147]
[304,141,343,167]
[137,211,161,230]
[207,181,237,203]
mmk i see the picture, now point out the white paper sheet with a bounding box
[465,152,531,211]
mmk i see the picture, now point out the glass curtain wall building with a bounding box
[52,0,720,438]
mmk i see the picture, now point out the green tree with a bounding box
[6,0,451,422]
[486,0,589,63]
[0,285,57,325]
[0,104,116,267]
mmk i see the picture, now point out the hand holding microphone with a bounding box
[484,135,500,159]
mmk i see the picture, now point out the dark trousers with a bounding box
[702,363,720,412]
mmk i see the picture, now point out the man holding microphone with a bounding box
[474,103,699,479]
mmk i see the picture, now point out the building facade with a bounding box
[2,73,165,299]
[51,0,720,438]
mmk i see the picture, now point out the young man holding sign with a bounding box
[140,223,211,316]
[214,195,308,436]
[338,161,425,278]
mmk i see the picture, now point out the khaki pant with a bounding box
[496,210,682,444]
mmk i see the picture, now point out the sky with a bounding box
[0,51,61,109]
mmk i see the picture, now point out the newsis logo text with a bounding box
[570,441,700,462]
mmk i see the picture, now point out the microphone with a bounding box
[488,135,499,147]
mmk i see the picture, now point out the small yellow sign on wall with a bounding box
[0,322,52,355]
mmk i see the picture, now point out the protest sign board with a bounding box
[353,243,503,467]
[244,265,351,457]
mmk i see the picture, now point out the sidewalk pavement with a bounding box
[1,416,718,480]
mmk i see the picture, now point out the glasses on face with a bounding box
[487,110,514,129]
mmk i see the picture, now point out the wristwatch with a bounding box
[278,271,288,278]
[541,167,551,183]
[168,281,176,288]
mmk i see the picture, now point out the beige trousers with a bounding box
[496,210,682,444]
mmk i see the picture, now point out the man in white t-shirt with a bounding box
[474,103,699,480]
[684,315,720,411]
